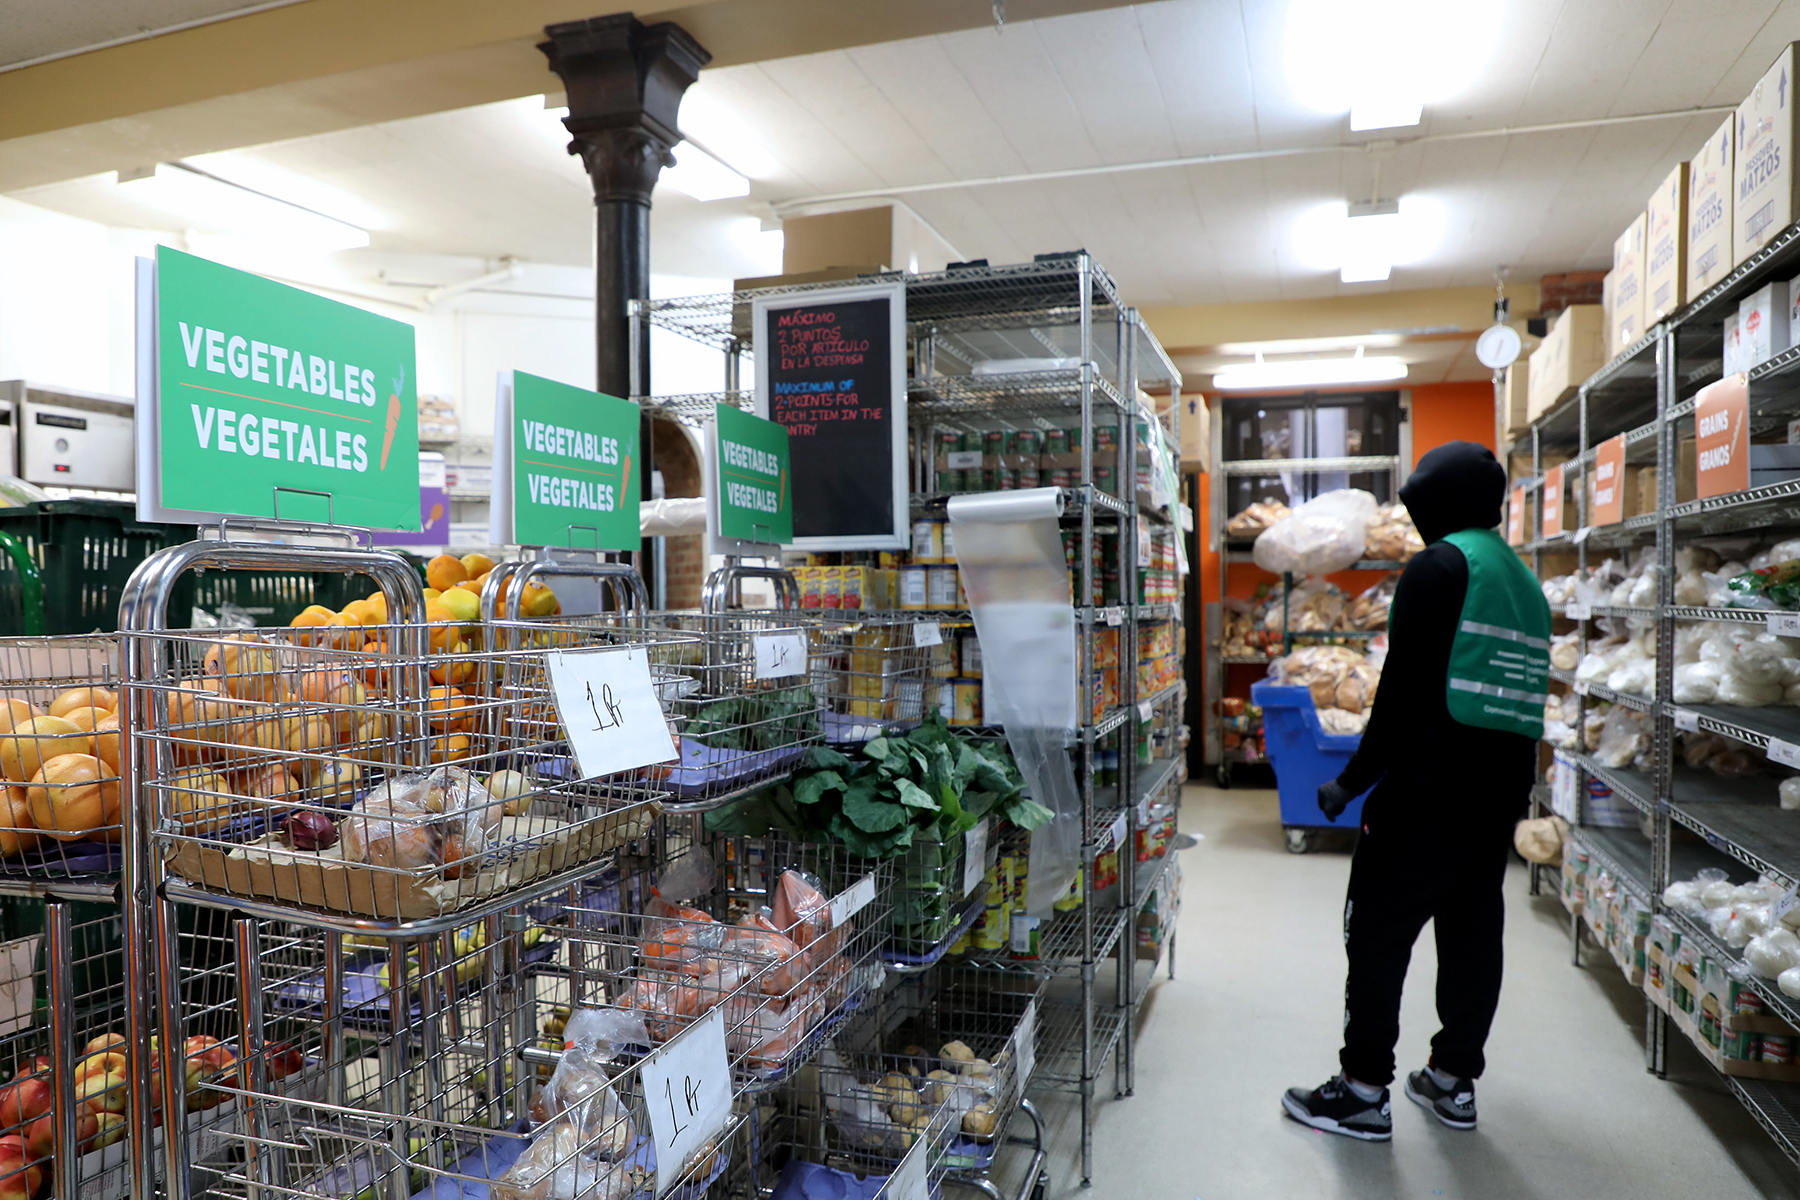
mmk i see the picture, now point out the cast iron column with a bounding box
[541,15,709,596]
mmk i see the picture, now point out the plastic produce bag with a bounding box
[491,1117,644,1200]
[725,914,806,996]
[1513,815,1568,865]
[339,768,500,875]
[1346,573,1398,631]
[1251,489,1378,575]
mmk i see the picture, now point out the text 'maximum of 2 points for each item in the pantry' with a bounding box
[153,245,421,529]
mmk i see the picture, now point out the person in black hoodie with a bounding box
[1280,441,1549,1142]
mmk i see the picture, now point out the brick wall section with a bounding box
[652,417,705,609]
[1539,271,1607,317]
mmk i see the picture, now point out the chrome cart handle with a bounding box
[484,559,648,623]
[701,562,801,613]
[119,538,428,634]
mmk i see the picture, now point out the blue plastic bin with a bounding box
[1251,683,1374,839]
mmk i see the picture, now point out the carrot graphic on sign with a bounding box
[381,365,405,470]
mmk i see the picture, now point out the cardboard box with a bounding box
[1611,213,1648,356]
[1724,311,1744,375]
[1527,304,1607,419]
[1646,161,1689,321]
[1180,393,1209,473]
[1689,115,1735,295]
[1501,361,1531,437]
[1741,281,1791,368]
[1735,42,1800,268]
[1789,279,1800,353]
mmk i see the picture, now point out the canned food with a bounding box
[983,468,1003,491]
[1013,429,1041,456]
[951,679,982,725]
[1054,868,1083,911]
[1048,467,1072,488]
[1064,425,1082,451]
[1736,989,1766,1016]
[1764,1034,1795,1064]
[821,565,842,609]
[936,430,964,455]
[927,565,959,608]
[1045,428,1068,456]
[1094,464,1116,494]
[983,430,1007,457]
[897,565,929,610]
[997,470,1018,490]
[912,517,944,564]
[1017,466,1042,489]
[1094,424,1118,451]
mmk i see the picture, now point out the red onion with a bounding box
[284,811,338,851]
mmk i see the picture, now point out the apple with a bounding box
[0,1137,42,1200]
[74,1072,124,1115]
[87,1112,125,1151]
[0,1077,49,1128]
[26,1110,98,1160]
[267,1043,304,1082]
[82,1033,125,1058]
[73,1052,125,1085]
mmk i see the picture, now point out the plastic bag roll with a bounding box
[947,487,1081,917]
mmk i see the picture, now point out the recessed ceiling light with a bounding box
[1292,195,1444,283]
[1285,0,1500,130]
[115,163,368,251]
[1213,349,1408,390]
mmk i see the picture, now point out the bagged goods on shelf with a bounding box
[1550,632,1580,672]
[1679,732,1765,777]
[1225,499,1289,538]
[1513,815,1569,864]
[1251,489,1378,576]
[1593,706,1653,770]
[1261,577,1346,633]
[1747,929,1800,979]
[1782,777,1800,811]
[1361,503,1423,563]
[1346,573,1398,631]
[1542,573,1578,608]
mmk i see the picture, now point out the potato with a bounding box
[920,1069,959,1106]
[938,1040,974,1064]
[962,1105,996,1136]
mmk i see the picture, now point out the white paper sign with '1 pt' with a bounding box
[546,646,678,779]
[830,873,877,929]
[1771,613,1800,638]
[887,1138,930,1200]
[1109,810,1128,853]
[1672,708,1700,733]
[640,1007,732,1194]
[1014,996,1038,1087]
[913,621,943,648]
[964,818,989,898]
[753,631,809,679]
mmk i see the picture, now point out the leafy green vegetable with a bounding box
[703,711,1047,860]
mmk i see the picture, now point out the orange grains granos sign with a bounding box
[1506,483,1525,545]
[1591,435,1626,525]
[1541,464,1564,538]
[1695,374,1750,498]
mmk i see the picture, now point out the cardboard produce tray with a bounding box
[168,802,661,922]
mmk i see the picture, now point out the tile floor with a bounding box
[993,781,1800,1200]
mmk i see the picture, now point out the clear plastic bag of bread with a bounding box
[338,768,499,877]
[1225,499,1290,538]
[1252,489,1378,575]
[1261,577,1345,633]
[1333,662,1380,714]
[1363,503,1423,563]
[1346,573,1399,631]
[490,1116,645,1200]
[527,1009,643,1159]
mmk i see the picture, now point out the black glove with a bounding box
[1317,779,1353,823]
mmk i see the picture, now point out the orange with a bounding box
[425,555,469,593]
[453,578,481,594]
[459,553,495,578]
[339,599,378,627]
[427,686,474,734]
[428,732,471,764]
[424,602,456,654]
[431,655,476,687]
[363,592,389,624]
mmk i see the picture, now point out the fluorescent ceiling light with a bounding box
[664,141,750,201]
[116,163,369,250]
[1285,0,1500,129]
[1213,349,1408,390]
[1292,195,1443,284]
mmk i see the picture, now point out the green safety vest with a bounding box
[1441,528,1552,739]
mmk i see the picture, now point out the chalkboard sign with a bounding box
[753,280,907,550]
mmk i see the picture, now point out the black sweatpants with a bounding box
[1338,811,1511,1087]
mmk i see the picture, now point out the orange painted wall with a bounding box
[1191,381,1499,725]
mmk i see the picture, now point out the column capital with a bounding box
[539,13,711,206]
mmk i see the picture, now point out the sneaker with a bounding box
[1280,1074,1392,1141]
[1404,1069,1477,1130]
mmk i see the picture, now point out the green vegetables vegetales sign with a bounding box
[153,246,420,528]
[505,371,640,550]
[713,402,791,544]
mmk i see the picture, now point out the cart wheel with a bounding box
[1284,827,1312,854]
[1031,1174,1048,1200]
[1216,762,1232,789]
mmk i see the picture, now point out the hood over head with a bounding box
[1398,441,1505,544]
